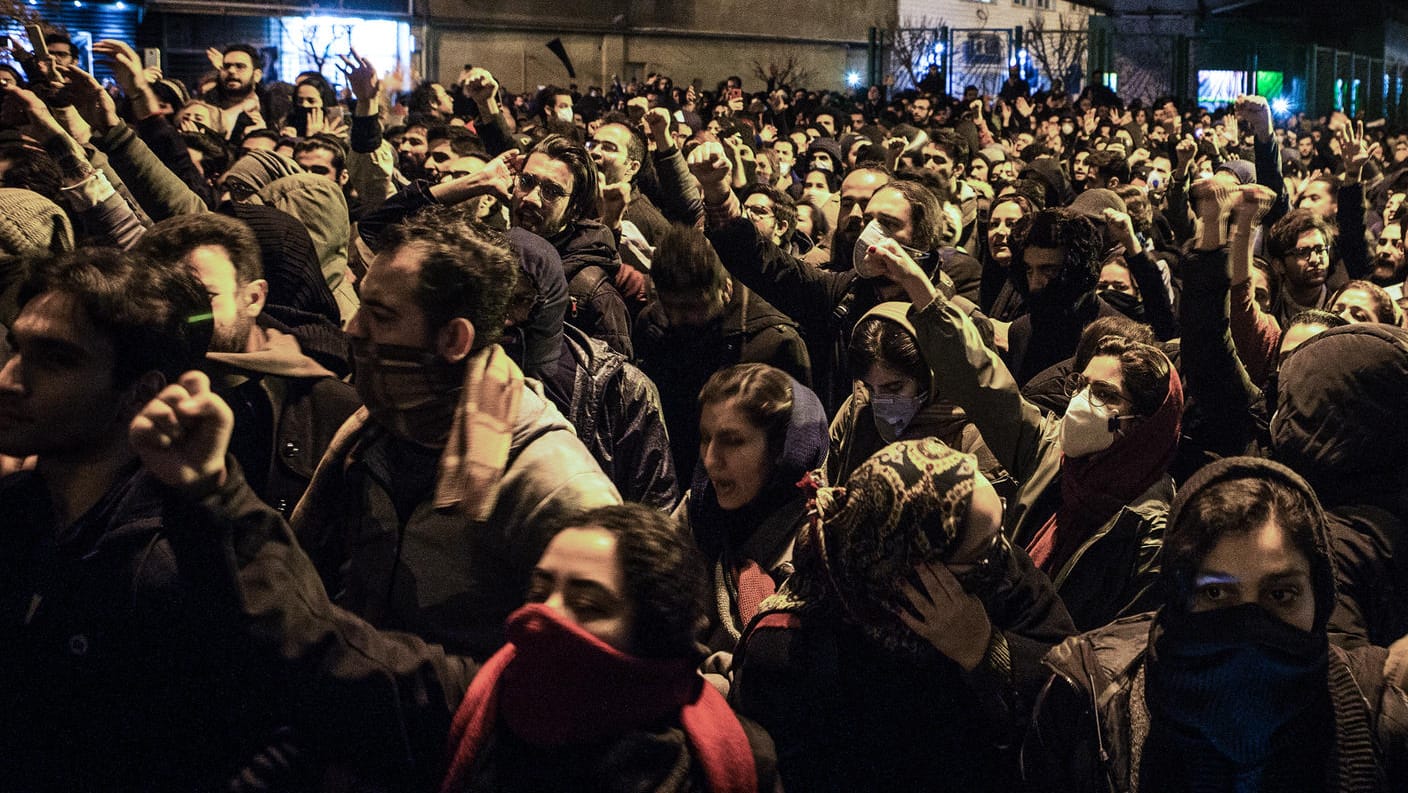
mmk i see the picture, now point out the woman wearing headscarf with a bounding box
[865,236,1184,631]
[1025,457,1408,792]
[676,363,829,653]
[442,504,778,793]
[730,439,1075,793]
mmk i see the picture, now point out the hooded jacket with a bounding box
[1272,324,1408,650]
[259,173,359,324]
[541,324,678,510]
[828,302,1003,485]
[1025,457,1408,793]
[635,282,812,479]
[906,294,1171,631]
[549,219,634,358]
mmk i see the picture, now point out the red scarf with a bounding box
[440,604,758,793]
[1028,366,1183,573]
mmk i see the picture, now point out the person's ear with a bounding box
[242,278,268,318]
[252,68,263,86]
[720,277,734,306]
[437,317,476,363]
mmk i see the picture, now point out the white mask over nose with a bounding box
[1058,388,1122,458]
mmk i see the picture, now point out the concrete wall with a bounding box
[429,28,866,95]
[422,0,889,92]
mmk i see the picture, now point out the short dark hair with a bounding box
[529,134,598,226]
[1268,208,1335,261]
[1086,149,1130,185]
[570,504,710,660]
[135,213,264,286]
[293,137,347,175]
[242,128,281,147]
[797,197,830,240]
[740,183,797,237]
[928,127,971,168]
[698,363,796,460]
[0,145,62,203]
[536,85,572,119]
[651,224,728,298]
[377,209,519,346]
[221,44,262,69]
[407,81,447,116]
[18,249,211,387]
[1286,308,1349,334]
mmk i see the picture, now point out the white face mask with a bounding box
[852,219,927,278]
[1058,388,1122,458]
[555,106,574,123]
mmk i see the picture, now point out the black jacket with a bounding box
[634,283,812,478]
[542,324,679,510]
[550,219,634,359]
[0,465,299,792]
[731,542,1075,793]
[707,216,951,413]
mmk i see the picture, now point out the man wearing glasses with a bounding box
[511,134,635,357]
[1266,208,1338,327]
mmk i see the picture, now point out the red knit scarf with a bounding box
[440,604,758,793]
[1029,367,1184,574]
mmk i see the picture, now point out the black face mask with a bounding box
[1099,288,1145,320]
[1147,603,1327,767]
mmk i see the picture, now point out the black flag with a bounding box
[545,38,577,79]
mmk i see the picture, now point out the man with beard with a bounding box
[633,224,811,478]
[1372,221,1406,299]
[1003,207,1127,385]
[589,114,669,246]
[1268,208,1339,326]
[134,213,359,514]
[512,134,635,357]
[692,144,957,413]
[204,44,266,144]
[396,118,433,182]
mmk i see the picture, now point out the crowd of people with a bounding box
[3,18,1408,792]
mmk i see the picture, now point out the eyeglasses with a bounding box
[517,172,569,203]
[743,203,774,219]
[922,153,950,165]
[1294,244,1329,260]
[585,138,621,154]
[1063,372,1128,409]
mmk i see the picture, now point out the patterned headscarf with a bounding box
[771,438,978,655]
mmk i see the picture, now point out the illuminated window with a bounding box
[276,15,413,93]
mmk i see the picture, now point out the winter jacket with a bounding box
[0,464,300,791]
[259,173,359,324]
[550,219,635,358]
[634,283,812,479]
[206,322,361,516]
[290,380,620,661]
[541,324,679,510]
[1026,612,1408,792]
[907,295,1168,631]
[732,540,1075,793]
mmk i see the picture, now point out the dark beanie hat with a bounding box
[1067,187,1127,222]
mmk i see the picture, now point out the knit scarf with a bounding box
[434,345,523,521]
[1028,365,1183,575]
[1140,604,1329,793]
[440,604,757,793]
